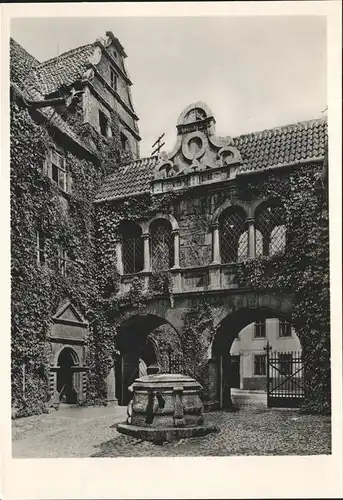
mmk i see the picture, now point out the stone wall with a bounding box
[176,189,235,268]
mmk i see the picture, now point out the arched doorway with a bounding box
[56,347,78,404]
[115,313,180,405]
[212,307,300,409]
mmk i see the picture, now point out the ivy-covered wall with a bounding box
[235,165,330,413]
[11,68,329,416]
[94,161,330,414]
[10,85,129,417]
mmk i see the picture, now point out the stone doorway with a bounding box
[57,348,78,404]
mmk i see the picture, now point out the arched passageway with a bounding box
[57,347,79,404]
[211,307,300,409]
[115,314,180,405]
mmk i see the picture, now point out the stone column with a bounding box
[209,222,221,289]
[141,233,151,291]
[247,218,255,259]
[171,229,180,269]
[211,222,220,265]
[142,233,151,272]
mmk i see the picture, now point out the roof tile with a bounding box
[95,117,328,203]
[27,44,96,95]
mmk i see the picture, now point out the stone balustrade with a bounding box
[117,263,241,296]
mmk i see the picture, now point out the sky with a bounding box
[11,16,327,158]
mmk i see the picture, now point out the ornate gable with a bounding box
[151,102,242,194]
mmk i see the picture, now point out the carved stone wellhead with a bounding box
[117,374,217,443]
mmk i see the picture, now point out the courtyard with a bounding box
[12,399,331,458]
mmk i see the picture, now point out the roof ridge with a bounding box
[10,37,40,65]
[39,43,95,67]
[234,116,327,141]
[120,155,159,166]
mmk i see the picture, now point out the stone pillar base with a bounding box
[209,263,221,289]
[106,399,118,407]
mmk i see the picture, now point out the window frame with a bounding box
[110,68,118,91]
[120,131,129,151]
[57,245,70,277]
[150,219,174,271]
[99,110,109,137]
[278,353,293,376]
[255,203,287,257]
[254,353,267,376]
[120,222,144,275]
[46,148,68,193]
[219,208,248,264]
[254,320,266,338]
[279,319,292,338]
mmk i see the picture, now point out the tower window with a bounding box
[121,132,129,151]
[110,69,117,91]
[99,110,109,137]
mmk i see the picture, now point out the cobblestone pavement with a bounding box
[12,402,331,458]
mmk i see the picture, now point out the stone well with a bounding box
[117,374,217,443]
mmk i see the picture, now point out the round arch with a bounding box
[212,199,250,225]
[115,312,181,405]
[142,213,179,233]
[211,306,293,358]
[53,345,79,368]
[56,347,79,404]
[253,198,286,219]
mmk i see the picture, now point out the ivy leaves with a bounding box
[237,165,330,413]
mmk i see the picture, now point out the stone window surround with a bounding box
[211,199,286,265]
[116,214,180,276]
[115,200,286,279]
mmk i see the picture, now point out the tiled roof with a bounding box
[10,38,39,87]
[29,44,96,95]
[95,156,159,201]
[95,117,327,203]
[10,38,97,156]
[234,118,327,174]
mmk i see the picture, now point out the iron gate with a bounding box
[266,343,304,408]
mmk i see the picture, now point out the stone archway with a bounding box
[56,347,79,404]
[115,313,181,405]
[113,291,294,409]
[210,306,295,409]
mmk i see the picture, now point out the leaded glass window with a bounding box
[219,209,248,263]
[120,221,143,274]
[255,204,286,256]
[151,219,174,271]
